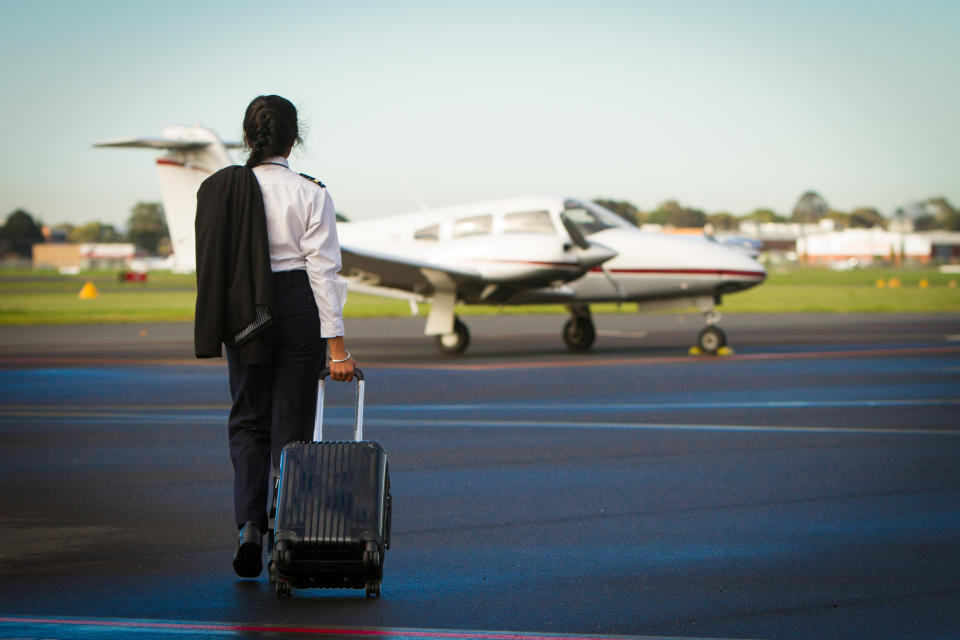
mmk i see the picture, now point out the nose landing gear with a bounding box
[691,309,732,356]
[696,325,727,354]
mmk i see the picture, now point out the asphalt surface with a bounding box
[0,312,959,640]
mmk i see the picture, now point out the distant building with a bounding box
[32,243,136,271]
[32,244,81,270]
[796,230,960,266]
[736,220,839,259]
[924,231,960,263]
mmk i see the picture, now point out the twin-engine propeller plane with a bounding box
[96,126,766,355]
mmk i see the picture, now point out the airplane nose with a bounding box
[576,242,618,269]
[719,253,767,293]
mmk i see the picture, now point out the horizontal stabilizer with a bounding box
[94,137,243,150]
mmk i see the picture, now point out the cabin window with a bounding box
[563,199,631,235]
[503,210,555,234]
[452,214,492,238]
[414,224,439,242]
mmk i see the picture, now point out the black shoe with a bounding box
[232,521,263,578]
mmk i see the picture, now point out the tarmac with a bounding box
[0,312,958,639]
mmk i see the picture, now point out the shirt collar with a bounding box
[263,156,289,168]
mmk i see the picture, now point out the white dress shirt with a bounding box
[251,157,347,338]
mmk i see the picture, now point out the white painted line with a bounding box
[946,335,960,342]
[2,409,955,435]
[353,418,960,436]
[367,399,960,411]
[4,398,958,427]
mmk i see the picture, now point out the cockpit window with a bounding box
[414,224,439,242]
[503,210,555,234]
[563,199,631,235]
[453,214,493,238]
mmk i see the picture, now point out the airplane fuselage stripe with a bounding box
[589,267,766,278]
[470,259,581,268]
[155,158,212,174]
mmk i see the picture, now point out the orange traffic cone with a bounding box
[78,282,99,299]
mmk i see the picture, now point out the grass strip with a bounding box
[1,266,957,325]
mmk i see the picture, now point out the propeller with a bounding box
[559,212,618,269]
[559,212,590,250]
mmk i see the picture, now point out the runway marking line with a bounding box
[0,345,958,371]
[0,615,739,640]
[2,397,958,416]
[1,407,957,436]
[367,418,959,436]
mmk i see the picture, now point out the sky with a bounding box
[1,0,958,229]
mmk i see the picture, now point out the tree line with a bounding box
[595,192,960,232]
[0,203,169,259]
[3,191,958,261]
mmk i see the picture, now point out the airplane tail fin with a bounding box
[95,126,239,272]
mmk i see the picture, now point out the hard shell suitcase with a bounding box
[270,367,391,598]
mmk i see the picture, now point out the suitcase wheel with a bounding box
[274,540,292,566]
[365,579,381,598]
[362,541,380,568]
[276,577,292,598]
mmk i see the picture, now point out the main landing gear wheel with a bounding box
[435,317,470,355]
[697,326,727,355]
[563,317,596,352]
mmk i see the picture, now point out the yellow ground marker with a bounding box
[77,282,99,299]
[688,346,736,356]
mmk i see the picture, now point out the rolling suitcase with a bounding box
[270,367,391,598]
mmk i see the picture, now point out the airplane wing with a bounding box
[340,244,482,296]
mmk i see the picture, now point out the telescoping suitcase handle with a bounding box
[314,367,365,443]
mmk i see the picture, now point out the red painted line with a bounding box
[0,346,957,371]
[0,356,223,367]
[366,345,960,371]
[0,616,643,640]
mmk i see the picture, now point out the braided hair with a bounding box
[243,95,302,168]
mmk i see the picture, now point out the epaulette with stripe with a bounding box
[299,173,326,188]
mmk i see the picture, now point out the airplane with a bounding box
[96,125,766,355]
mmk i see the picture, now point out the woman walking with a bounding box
[194,94,355,578]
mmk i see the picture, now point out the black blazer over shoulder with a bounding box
[194,165,275,361]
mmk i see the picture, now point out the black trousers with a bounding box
[226,270,325,531]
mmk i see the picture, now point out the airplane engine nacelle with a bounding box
[435,234,585,285]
